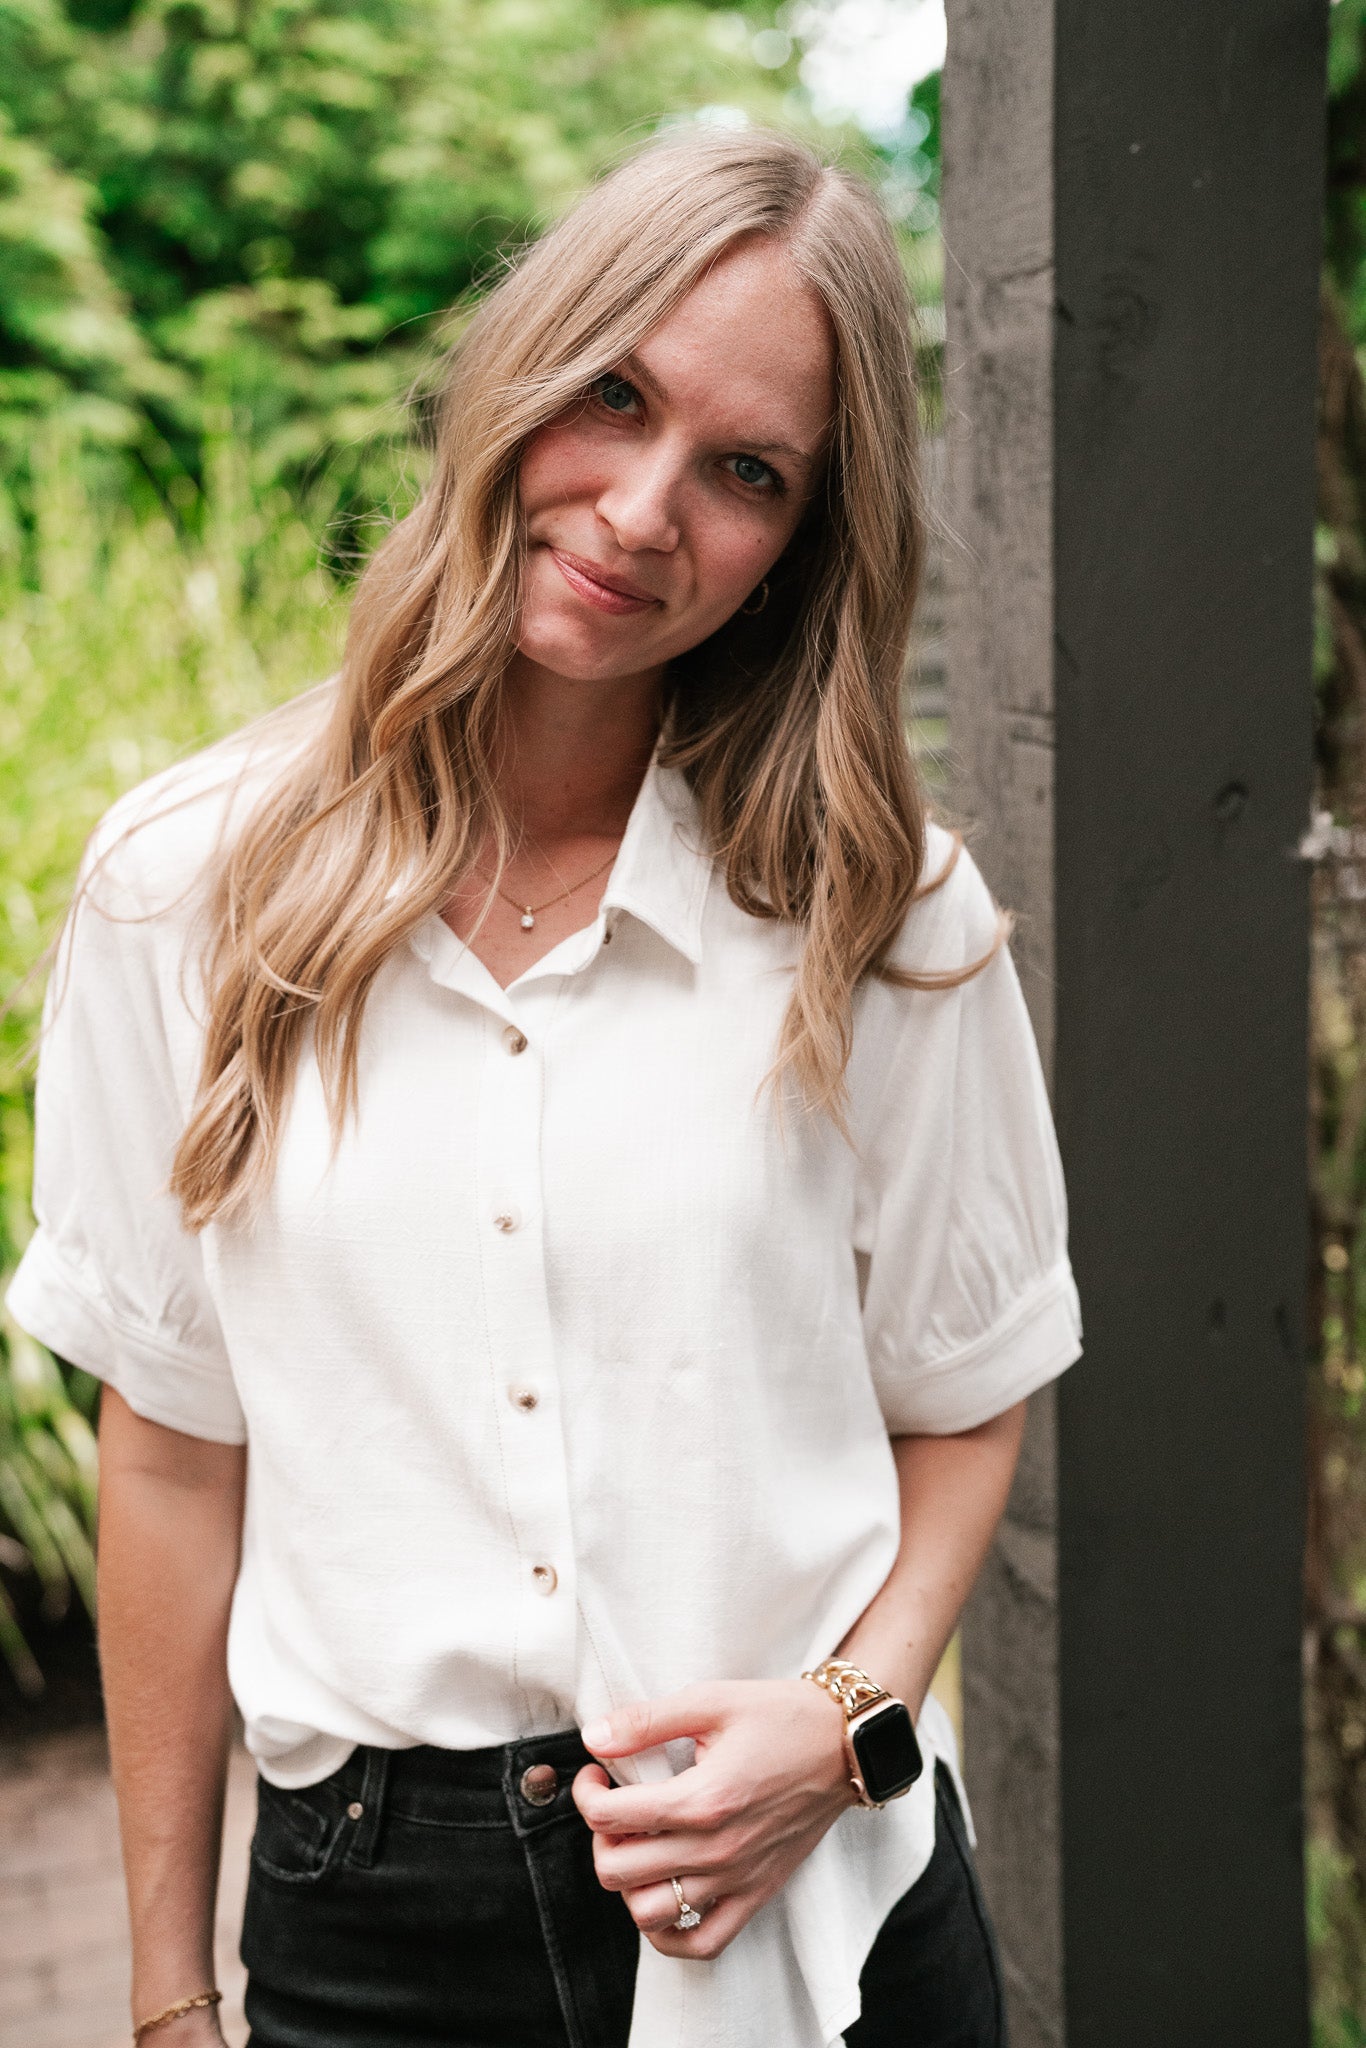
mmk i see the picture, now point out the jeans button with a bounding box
[520,1763,559,1807]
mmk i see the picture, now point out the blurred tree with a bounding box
[0,110,158,441]
[1329,0,1366,348]
[0,0,807,508]
[1306,3,1366,2042]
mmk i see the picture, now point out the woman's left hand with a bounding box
[571,1679,858,1959]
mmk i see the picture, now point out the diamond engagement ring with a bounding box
[670,1877,704,1931]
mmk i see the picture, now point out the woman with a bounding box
[7,127,1081,2048]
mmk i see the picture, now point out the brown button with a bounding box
[503,1026,528,1056]
[531,1562,558,1595]
[493,1207,521,1233]
[520,1763,559,1807]
[510,1385,539,1412]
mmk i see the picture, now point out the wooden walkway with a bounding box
[0,1727,254,2048]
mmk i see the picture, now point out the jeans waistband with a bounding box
[331,1727,597,1833]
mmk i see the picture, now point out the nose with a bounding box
[595,441,683,555]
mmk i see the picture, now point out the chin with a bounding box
[518,606,659,685]
[517,629,642,685]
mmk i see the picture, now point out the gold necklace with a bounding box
[479,846,620,932]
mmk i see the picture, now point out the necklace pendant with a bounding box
[520,909,535,931]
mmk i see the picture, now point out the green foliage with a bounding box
[1328,0,1366,341]
[0,106,161,448]
[0,0,812,503]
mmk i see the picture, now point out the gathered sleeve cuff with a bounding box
[5,801,246,1446]
[5,1230,246,1444]
[855,833,1083,1438]
[867,1256,1081,1436]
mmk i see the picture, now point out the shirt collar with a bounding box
[599,751,710,966]
[409,753,716,991]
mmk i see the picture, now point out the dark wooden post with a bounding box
[942,4,1327,2043]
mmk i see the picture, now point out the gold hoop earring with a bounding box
[739,580,769,617]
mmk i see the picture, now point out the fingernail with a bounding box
[581,1717,611,1749]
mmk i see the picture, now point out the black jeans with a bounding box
[241,1730,1006,2048]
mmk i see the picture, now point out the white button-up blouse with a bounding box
[7,737,1082,2048]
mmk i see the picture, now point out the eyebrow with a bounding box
[619,353,818,474]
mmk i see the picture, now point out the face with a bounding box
[515,235,836,687]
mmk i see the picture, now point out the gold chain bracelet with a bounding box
[132,1988,222,2042]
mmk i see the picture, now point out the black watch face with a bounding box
[851,1701,924,1804]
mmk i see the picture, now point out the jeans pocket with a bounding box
[250,1774,350,1887]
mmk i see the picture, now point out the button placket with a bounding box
[474,1005,578,1706]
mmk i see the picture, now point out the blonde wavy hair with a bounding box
[55,125,1008,1233]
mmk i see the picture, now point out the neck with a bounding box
[496,652,663,841]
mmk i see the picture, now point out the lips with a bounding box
[547,547,662,616]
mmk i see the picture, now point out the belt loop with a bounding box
[346,1745,390,1868]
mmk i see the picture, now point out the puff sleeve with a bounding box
[854,836,1083,1435]
[4,811,246,1444]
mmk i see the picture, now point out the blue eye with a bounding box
[595,376,639,415]
[729,455,778,491]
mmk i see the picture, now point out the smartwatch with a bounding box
[801,1657,924,1808]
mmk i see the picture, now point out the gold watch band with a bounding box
[800,1657,892,1720]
